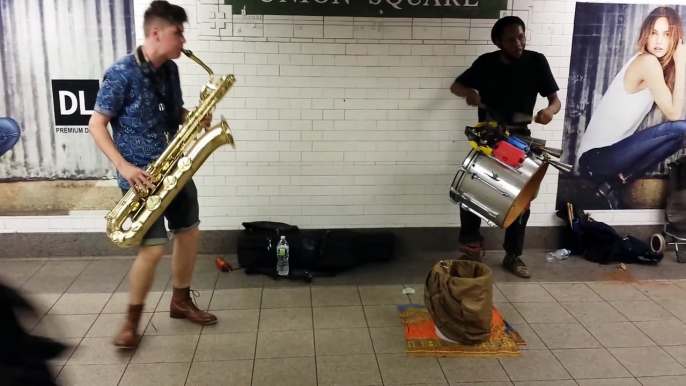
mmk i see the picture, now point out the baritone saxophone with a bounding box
[105,49,236,247]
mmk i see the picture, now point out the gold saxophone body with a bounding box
[105,49,236,248]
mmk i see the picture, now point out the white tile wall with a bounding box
[0,0,669,233]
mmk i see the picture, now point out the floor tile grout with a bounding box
[308,286,321,386]
[6,258,686,385]
[249,286,265,386]
[549,284,666,380]
[357,284,389,386]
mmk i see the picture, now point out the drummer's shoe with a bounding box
[503,254,531,278]
[460,242,485,262]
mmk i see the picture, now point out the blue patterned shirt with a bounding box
[94,52,184,190]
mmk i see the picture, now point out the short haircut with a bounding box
[143,0,188,36]
[491,16,526,45]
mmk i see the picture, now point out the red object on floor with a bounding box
[215,257,233,272]
[492,141,525,168]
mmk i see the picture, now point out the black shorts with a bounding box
[121,179,200,246]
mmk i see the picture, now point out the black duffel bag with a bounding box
[236,221,394,281]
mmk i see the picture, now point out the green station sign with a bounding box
[226,0,508,19]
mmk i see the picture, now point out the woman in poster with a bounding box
[576,6,686,209]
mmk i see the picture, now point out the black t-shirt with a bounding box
[455,50,559,126]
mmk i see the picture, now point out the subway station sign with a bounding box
[226,0,508,19]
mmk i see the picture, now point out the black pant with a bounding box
[459,207,529,257]
[579,120,686,184]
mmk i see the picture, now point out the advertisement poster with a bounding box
[557,3,686,211]
[0,0,135,213]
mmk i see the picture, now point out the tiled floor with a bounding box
[3,251,686,386]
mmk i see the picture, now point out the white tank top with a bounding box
[576,54,655,157]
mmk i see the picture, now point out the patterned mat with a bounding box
[397,304,525,358]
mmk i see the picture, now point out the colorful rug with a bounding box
[397,304,525,358]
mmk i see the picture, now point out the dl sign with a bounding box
[51,79,99,127]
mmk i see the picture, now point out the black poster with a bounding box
[51,79,100,127]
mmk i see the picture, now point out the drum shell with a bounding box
[450,150,548,228]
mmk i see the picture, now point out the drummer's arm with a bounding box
[536,53,561,119]
[450,56,485,99]
[451,82,479,101]
[544,92,561,115]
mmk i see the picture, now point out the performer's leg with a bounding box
[114,217,168,348]
[502,209,531,278]
[166,180,216,325]
[459,207,484,261]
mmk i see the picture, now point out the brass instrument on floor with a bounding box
[105,49,236,247]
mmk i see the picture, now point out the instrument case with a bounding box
[236,221,394,280]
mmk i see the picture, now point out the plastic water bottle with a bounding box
[276,236,289,276]
[547,249,570,262]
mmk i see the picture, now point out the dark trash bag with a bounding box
[555,204,663,265]
[424,260,493,345]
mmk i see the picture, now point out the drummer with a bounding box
[449,16,561,278]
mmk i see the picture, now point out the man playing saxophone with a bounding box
[88,0,216,349]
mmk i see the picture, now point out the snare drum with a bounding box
[449,149,548,229]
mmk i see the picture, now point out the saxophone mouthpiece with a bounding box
[182,48,214,81]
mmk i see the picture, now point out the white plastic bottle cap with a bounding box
[281,236,285,239]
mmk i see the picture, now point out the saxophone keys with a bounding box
[164,176,178,191]
[146,196,162,211]
[177,157,192,172]
[110,231,125,244]
[130,222,143,232]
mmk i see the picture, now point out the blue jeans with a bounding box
[0,117,21,157]
[578,120,686,183]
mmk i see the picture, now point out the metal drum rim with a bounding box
[462,149,479,169]
[451,149,480,195]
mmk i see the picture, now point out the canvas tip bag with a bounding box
[424,259,494,345]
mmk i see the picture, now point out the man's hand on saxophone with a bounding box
[117,161,155,192]
[88,111,155,193]
[200,113,212,130]
[181,108,212,131]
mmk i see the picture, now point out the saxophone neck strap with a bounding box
[134,45,176,140]
[135,46,172,111]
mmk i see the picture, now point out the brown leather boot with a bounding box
[113,304,144,349]
[169,287,217,325]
